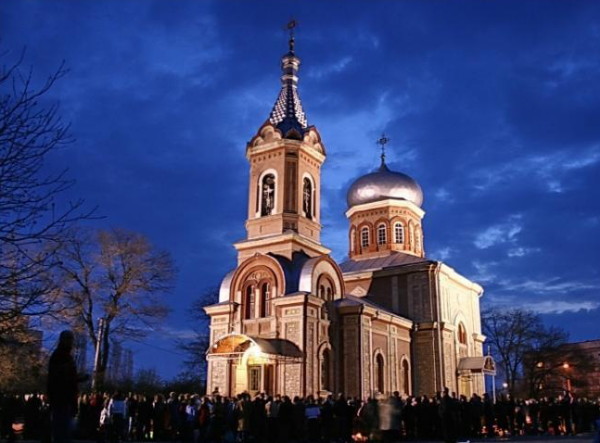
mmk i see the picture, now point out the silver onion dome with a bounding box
[347,162,424,208]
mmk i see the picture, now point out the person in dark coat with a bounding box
[439,388,458,443]
[47,330,79,443]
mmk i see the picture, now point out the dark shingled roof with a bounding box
[334,295,412,323]
[268,47,308,139]
[339,252,429,274]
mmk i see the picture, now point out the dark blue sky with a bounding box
[2,1,599,378]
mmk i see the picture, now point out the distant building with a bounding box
[534,339,600,398]
[204,35,492,399]
[107,342,134,383]
[571,340,600,398]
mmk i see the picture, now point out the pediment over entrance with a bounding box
[207,333,303,360]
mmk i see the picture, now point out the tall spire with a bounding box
[269,20,308,138]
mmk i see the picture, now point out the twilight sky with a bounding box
[2,1,599,379]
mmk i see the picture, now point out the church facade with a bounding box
[204,37,492,399]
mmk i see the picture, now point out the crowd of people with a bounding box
[1,332,598,442]
[1,388,599,442]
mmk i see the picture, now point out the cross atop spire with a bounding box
[268,21,308,138]
[286,19,297,54]
[377,133,390,167]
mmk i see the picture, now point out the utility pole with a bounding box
[92,317,105,391]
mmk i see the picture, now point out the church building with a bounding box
[204,35,493,399]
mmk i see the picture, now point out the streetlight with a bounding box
[562,362,572,393]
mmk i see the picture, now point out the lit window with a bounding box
[361,227,370,248]
[394,223,404,244]
[377,224,387,245]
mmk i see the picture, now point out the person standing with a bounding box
[47,330,79,443]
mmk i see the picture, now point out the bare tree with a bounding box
[176,287,218,388]
[482,307,572,396]
[59,228,175,388]
[0,50,91,339]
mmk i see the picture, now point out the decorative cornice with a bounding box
[345,198,425,219]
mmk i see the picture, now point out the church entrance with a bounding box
[207,333,303,397]
[247,364,275,395]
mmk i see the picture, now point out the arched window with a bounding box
[377,223,387,245]
[244,286,255,320]
[303,177,313,220]
[394,222,404,244]
[458,323,467,345]
[317,275,336,302]
[259,282,270,317]
[415,229,422,252]
[321,349,331,391]
[361,227,370,248]
[376,354,385,393]
[261,174,276,216]
[402,359,410,394]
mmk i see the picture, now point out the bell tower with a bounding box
[234,30,330,264]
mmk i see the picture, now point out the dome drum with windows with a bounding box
[346,157,425,259]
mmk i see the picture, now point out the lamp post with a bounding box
[562,362,572,393]
[92,317,105,391]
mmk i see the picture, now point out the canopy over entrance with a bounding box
[207,333,303,361]
[457,355,496,375]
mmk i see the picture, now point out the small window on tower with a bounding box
[303,177,313,220]
[361,227,370,248]
[261,174,276,216]
[377,224,387,245]
[394,223,404,244]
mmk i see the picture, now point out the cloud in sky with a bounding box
[473,215,523,249]
[2,0,599,376]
